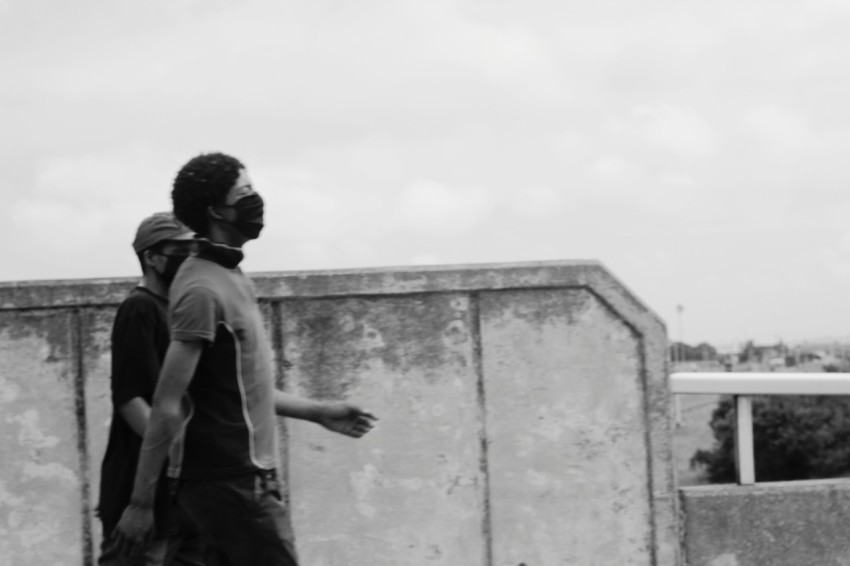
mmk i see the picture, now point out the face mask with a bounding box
[224,193,264,240]
[159,254,188,284]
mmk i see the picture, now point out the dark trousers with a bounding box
[99,488,204,566]
[176,470,298,566]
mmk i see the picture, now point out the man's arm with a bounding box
[118,398,151,437]
[111,339,203,559]
[273,390,377,438]
[109,298,158,436]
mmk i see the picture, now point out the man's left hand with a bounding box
[110,501,156,562]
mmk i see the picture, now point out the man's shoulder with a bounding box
[172,257,227,286]
[112,288,167,341]
[171,257,242,298]
[169,260,229,316]
[118,287,165,314]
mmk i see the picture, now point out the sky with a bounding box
[2,0,850,346]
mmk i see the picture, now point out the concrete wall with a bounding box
[680,480,850,566]
[0,261,677,566]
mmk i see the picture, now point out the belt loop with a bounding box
[254,473,263,500]
[168,477,180,504]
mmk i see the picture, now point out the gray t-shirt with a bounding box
[166,242,279,480]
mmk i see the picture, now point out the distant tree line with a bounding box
[671,339,850,370]
[677,338,850,482]
[691,395,850,482]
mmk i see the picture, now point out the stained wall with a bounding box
[0,261,675,566]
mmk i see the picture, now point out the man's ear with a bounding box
[207,205,225,221]
[143,249,160,270]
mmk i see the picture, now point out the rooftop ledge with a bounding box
[0,260,660,327]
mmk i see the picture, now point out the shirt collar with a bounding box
[195,238,244,269]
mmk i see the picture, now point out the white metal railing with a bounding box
[670,372,850,485]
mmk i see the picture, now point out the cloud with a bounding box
[244,157,403,271]
[262,182,347,240]
[11,200,109,246]
[11,0,570,149]
[4,0,850,343]
[510,186,565,219]
[632,105,717,156]
[6,197,139,279]
[588,156,646,201]
[2,144,180,279]
[821,230,850,279]
[409,253,443,266]
[393,180,492,236]
[746,105,812,151]
[592,156,629,181]
[31,145,172,204]
[658,173,695,187]
[418,3,567,101]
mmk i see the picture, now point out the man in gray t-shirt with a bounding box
[166,247,279,480]
[112,153,377,566]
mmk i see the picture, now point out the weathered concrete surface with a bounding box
[680,480,850,566]
[0,277,135,310]
[81,308,117,555]
[284,294,487,566]
[0,310,87,565]
[0,261,676,566]
[481,289,652,565]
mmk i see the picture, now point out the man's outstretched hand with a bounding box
[110,501,155,562]
[316,403,378,438]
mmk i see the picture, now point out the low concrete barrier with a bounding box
[680,480,850,566]
[0,261,676,565]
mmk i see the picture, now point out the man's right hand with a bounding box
[110,501,155,562]
[316,403,378,438]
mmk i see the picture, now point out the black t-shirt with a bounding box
[97,286,170,537]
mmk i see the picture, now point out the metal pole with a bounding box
[676,304,684,363]
[735,395,756,484]
[674,393,683,428]
[673,305,684,427]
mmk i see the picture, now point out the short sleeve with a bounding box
[110,298,160,407]
[170,283,218,343]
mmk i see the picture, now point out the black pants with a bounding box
[175,470,298,566]
[99,479,204,566]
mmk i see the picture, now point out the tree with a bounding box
[690,395,850,482]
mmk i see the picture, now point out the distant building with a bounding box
[670,338,850,373]
[668,341,717,362]
[739,341,788,366]
[788,345,849,372]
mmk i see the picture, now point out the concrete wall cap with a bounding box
[0,260,663,332]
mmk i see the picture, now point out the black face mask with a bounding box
[159,254,188,284]
[223,193,264,240]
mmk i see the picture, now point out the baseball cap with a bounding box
[132,212,195,253]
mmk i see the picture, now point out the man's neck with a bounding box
[195,238,245,269]
[206,224,247,249]
[140,272,168,299]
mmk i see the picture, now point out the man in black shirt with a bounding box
[97,212,202,566]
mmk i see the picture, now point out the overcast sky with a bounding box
[3,0,850,346]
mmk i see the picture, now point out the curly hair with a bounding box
[172,152,245,235]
